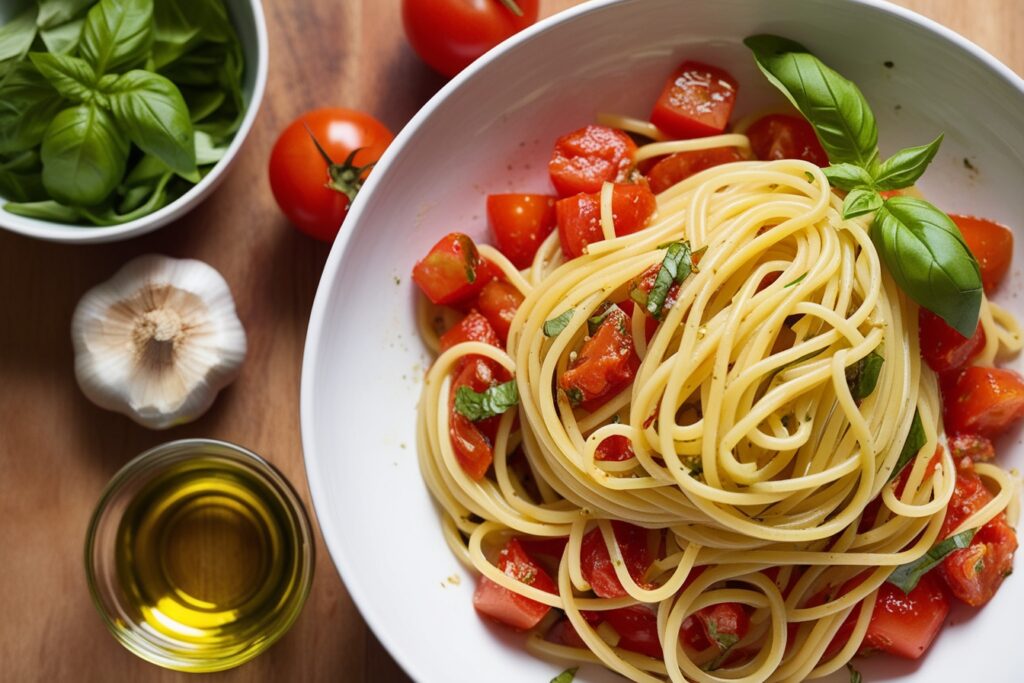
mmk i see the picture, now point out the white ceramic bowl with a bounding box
[0,0,267,244]
[302,1,1024,682]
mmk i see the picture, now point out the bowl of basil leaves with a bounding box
[0,0,267,243]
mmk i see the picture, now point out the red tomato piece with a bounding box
[646,147,745,193]
[547,617,588,648]
[941,514,1017,607]
[630,264,682,319]
[476,281,524,345]
[940,460,994,539]
[449,358,500,480]
[603,605,663,659]
[746,114,828,166]
[697,603,750,651]
[413,233,493,305]
[596,434,635,462]
[918,309,985,373]
[650,61,739,139]
[944,366,1024,437]
[947,433,995,464]
[517,536,569,560]
[439,310,501,354]
[559,307,640,407]
[680,614,712,652]
[861,572,950,660]
[580,521,653,598]
[949,214,1014,294]
[473,538,556,630]
[487,194,557,269]
[548,125,637,197]
[556,184,657,259]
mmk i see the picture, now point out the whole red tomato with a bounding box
[402,0,539,78]
[269,108,394,241]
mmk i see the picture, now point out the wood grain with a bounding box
[0,1,1018,681]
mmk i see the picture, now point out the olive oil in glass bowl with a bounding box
[85,439,314,672]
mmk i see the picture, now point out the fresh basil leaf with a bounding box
[152,0,234,68]
[565,386,584,406]
[784,273,807,288]
[117,181,155,213]
[551,668,578,683]
[745,35,878,167]
[454,380,519,422]
[41,104,128,206]
[81,169,176,224]
[842,187,883,219]
[181,86,226,122]
[587,303,623,335]
[646,241,695,319]
[0,5,37,63]
[544,309,574,337]
[39,17,85,54]
[873,134,943,191]
[29,52,98,103]
[887,409,925,483]
[3,198,82,222]
[80,0,154,75]
[887,529,976,593]
[0,149,45,201]
[194,130,228,166]
[106,70,196,176]
[36,0,93,29]
[0,61,64,154]
[872,196,982,337]
[847,664,862,683]
[845,349,884,400]
[823,163,874,191]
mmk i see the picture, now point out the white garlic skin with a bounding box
[71,254,247,430]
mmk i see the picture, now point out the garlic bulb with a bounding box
[72,254,247,429]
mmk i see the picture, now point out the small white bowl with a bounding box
[302,1,1024,682]
[0,0,268,244]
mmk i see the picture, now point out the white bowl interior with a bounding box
[0,0,267,244]
[302,1,1024,681]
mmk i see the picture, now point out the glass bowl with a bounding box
[84,438,314,672]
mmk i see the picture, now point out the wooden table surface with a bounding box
[0,1,1020,681]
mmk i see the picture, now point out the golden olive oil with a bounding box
[113,456,306,665]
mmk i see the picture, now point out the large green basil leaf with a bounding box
[0,149,46,202]
[106,69,196,176]
[872,197,982,337]
[40,104,129,206]
[745,35,878,167]
[80,0,154,75]
[81,169,175,225]
[3,198,82,222]
[181,86,225,122]
[152,0,234,68]
[873,135,943,191]
[29,52,98,103]
[39,17,85,54]
[36,0,93,29]
[822,163,873,191]
[0,5,37,63]
[0,62,64,154]
[842,187,882,219]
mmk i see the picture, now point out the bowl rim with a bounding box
[0,0,270,245]
[299,1,1024,680]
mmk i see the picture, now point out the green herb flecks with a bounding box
[550,667,578,683]
[544,308,574,337]
[454,380,519,421]
[887,409,925,483]
[846,349,884,400]
[887,529,976,593]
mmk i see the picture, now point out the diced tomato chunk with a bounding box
[949,214,1013,294]
[861,572,950,660]
[646,147,745,193]
[941,514,1017,607]
[580,521,653,598]
[596,434,635,462]
[559,307,640,407]
[940,460,994,538]
[549,125,637,197]
[919,308,985,373]
[439,311,501,354]
[473,538,557,630]
[487,194,557,268]
[476,281,524,345]
[448,358,501,480]
[517,535,569,560]
[603,605,663,659]
[746,114,828,166]
[630,264,683,319]
[944,366,1024,437]
[412,232,493,305]
[547,617,588,648]
[556,184,656,259]
[650,61,738,139]
[697,603,750,651]
[948,433,995,464]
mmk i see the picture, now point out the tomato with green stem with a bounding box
[269,108,393,242]
[402,0,539,78]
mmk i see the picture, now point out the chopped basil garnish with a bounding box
[846,349,884,400]
[454,380,518,421]
[744,35,982,338]
[544,308,574,337]
[887,528,976,593]
[706,618,739,651]
[566,387,584,406]
[887,409,925,483]
[645,240,697,319]
[847,664,863,683]
[550,667,578,683]
[784,273,807,288]
[587,303,622,336]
